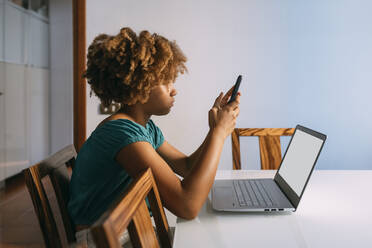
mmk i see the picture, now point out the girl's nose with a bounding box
[170,86,177,97]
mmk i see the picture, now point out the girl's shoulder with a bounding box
[96,113,131,128]
[95,118,147,136]
[86,118,163,157]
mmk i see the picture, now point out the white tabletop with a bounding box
[173,170,372,248]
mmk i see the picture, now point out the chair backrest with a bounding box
[23,144,77,248]
[91,168,172,248]
[231,128,295,170]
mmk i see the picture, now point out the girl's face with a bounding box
[143,82,177,115]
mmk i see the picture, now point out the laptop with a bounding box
[212,125,326,212]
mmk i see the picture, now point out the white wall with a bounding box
[4,2,27,64]
[0,1,5,183]
[0,0,4,61]
[4,63,28,176]
[49,0,73,154]
[87,0,372,170]
[0,1,51,179]
[26,66,49,165]
[29,14,49,68]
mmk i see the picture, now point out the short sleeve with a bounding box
[147,120,165,149]
[91,120,152,159]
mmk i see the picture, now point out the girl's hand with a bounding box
[208,90,240,140]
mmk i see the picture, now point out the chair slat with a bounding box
[23,144,77,248]
[231,129,242,170]
[91,168,172,248]
[148,186,171,248]
[231,128,294,170]
[259,136,282,170]
[109,171,153,234]
[24,167,63,248]
[92,222,120,247]
[128,201,159,248]
[37,145,77,178]
[238,128,294,136]
[50,166,76,242]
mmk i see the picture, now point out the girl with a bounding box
[68,27,240,246]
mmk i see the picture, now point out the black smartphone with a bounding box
[227,75,242,104]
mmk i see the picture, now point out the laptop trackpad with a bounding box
[213,186,236,210]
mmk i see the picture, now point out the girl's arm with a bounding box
[157,89,239,178]
[116,93,240,220]
[156,138,207,178]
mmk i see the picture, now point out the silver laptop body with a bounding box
[212,125,326,212]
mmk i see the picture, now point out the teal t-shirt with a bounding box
[68,119,164,225]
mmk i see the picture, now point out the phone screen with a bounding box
[228,75,242,104]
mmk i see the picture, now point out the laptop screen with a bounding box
[277,129,324,196]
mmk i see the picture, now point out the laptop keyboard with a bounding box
[233,180,274,207]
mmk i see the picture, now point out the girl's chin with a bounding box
[154,108,172,116]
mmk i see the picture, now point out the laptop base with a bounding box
[212,179,295,212]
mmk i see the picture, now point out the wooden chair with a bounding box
[23,144,77,248]
[91,168,172,248]
[231,128,295,170]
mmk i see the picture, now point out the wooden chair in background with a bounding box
[23,144,77,248]
[231,128,295,170]
[91,168,172,248]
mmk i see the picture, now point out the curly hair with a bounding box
[84,27,187,107]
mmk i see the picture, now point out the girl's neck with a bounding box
[116,105,151,128]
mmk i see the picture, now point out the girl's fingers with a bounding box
[221,86,238,106]
[213,92,224,108]
[234,107,240,118]
[226,93,241,110]
[225,85,235,98]
[228,101,239,111]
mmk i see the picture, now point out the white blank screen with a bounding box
[278,129,323,196]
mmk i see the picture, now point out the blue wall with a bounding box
[87,0,372,170]
[269,1,371,169]
[226,0,372,169]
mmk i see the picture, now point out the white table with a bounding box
[173,170,372,248]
